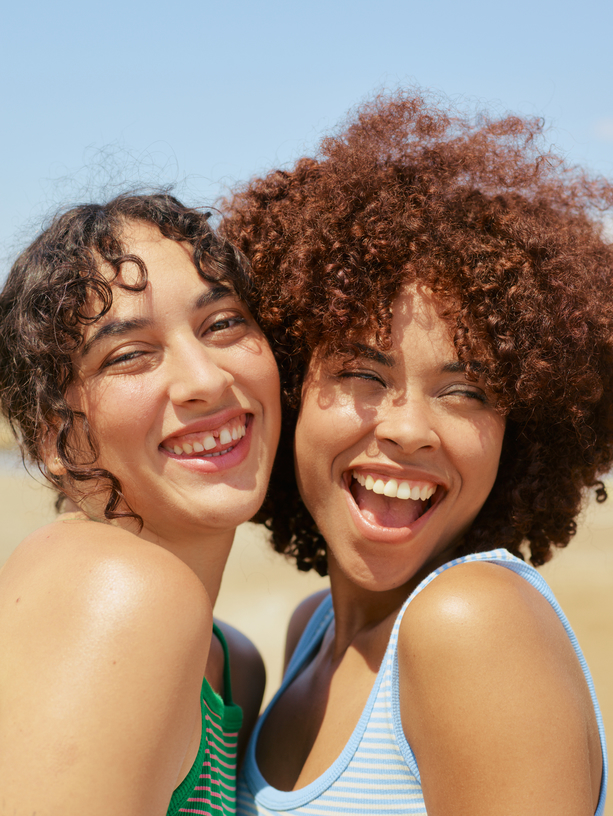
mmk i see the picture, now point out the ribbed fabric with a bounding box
[238,549,608,815]
[168,623,243,816]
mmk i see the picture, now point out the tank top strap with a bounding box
[284,592,335,683]
[384,548,607,814]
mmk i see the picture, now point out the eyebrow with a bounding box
[81,283,235,357]
[442,360,486,376]
[354,343,396,368]
[193,283,235,311]
[442,361,466,373]
[81,318,153,357]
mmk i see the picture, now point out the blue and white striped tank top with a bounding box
[238,549,608,815]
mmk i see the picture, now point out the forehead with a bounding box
[395,280,454,328]
[308,285,458,377]
[111,220,194,283]
[79,222,226,343]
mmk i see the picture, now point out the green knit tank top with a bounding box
[167,623,243,816]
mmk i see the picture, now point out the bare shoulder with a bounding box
[400,560,558,648]
[398,560,586,700]
[0,516,212,688]
[1,516,210,619]
[398,560,602,815]
[0,518,212,813]
[284,588,331,670]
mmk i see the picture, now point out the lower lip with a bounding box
[160,421,252,474]
[343,478,439,544]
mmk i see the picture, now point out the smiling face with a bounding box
[294,285,505,593]
[68,220,281,545]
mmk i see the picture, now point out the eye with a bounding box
[337,369,386,386]
[206,314,247,333]
[443,385,489,404]
[201,310,250,343]
[101,349,147,370]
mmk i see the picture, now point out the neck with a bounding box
[326,556,409,657]
[326,545,457,658]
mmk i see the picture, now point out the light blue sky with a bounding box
[2,0,612,281]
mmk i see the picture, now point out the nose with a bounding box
[374,395,441,455]
[167,339,235,406]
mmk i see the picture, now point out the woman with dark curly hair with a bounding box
[0,193,281,814]
[222,91,613,815]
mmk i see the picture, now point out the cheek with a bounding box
[293,393,358,508]
[235,342,281,406]
[458,416,506,496]
[78,379,161,466]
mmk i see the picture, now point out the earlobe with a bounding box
[41,425,66,476]
[48,455,67,476]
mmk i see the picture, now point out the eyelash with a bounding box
[448,388,488,404]
[337,369,385,386]
[100,313,248,370]
[102,350,144,369]
[337,370,489,404]
[206,314,247,334]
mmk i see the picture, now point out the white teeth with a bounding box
[383,479,398,497]
[397,481,412,500]
[165,418,247,456]
[203,435,216,451]
[352,470,436,503]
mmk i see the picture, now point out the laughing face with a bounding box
[68,220,281,545]
[294,285,505,593]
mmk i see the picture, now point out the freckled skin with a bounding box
[256,287,602,815]
[294,286,505,595]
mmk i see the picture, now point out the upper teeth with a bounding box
[353,470,436,501]
[164,418,246,456]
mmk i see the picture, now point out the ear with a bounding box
[48,455,67,477]
[41,424,66,476]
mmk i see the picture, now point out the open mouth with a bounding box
[349,470,438,529]
[161,414,248,459]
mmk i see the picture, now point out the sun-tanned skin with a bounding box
[222,89,613,816]
[0,220,280,815]
[254,288,602,815]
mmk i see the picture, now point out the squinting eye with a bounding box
[448,387,488,404]
[337,370,385,386]
[103,350,144,369]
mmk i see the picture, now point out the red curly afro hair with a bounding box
[222,89,613,574]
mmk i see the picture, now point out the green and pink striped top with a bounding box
[167,624,243,816]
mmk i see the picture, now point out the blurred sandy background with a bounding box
[1,426,611,810]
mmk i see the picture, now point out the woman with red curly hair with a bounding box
[223,90,613,815]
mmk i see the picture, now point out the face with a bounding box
[294,285,505,593]
[68,221,281,544]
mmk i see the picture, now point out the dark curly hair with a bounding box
[222,89,613,574]
[0,192,251,521]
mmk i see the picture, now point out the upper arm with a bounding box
[283,589,330,672]
[398,563,601,816]
[0,523,212,815]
